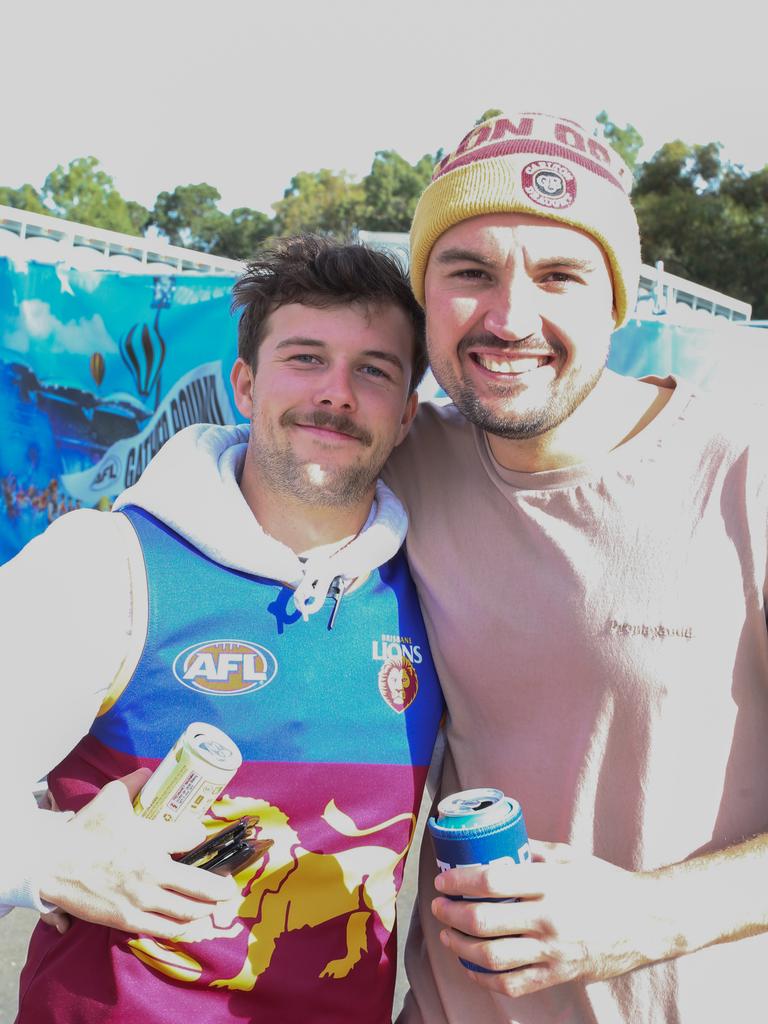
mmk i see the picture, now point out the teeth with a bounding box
[476,354,545,374]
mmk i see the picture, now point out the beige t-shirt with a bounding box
[384,378,768,1024]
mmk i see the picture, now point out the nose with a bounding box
[312,363,357,411]
[483,275,542,342]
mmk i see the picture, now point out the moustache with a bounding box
[457,332,564,360]
[280,410,373,446]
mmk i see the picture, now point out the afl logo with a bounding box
[91,457,120,491]
[521,160,576,209]
[173,639,278,696]
[378,656,419,714]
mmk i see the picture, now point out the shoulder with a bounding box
[385,401,476,479]
[668,378,765,456]
[658,378,768,504]
[3,508,126,574]
[383,401,481,514]
[411,400,473,442]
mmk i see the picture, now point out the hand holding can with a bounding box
[427,787,530,972]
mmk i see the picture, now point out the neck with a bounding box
[239,465,375,554]
[487,371,674,473]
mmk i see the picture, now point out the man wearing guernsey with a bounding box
[1,235,443,1023]
[384,111,768,1023]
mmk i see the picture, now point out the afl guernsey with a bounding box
[18,506,443,1024]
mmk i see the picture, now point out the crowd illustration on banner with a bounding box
[1,474,82,524]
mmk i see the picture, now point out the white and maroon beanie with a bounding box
[410,112,641,326]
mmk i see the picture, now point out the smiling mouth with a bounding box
[471,353,553,375]
[281,409,372,445]
[296,423,360,441]
[290,417,373,446]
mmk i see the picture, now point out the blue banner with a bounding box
[1,257,239,562]
[608,316,768,393]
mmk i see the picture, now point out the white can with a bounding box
[133,722,242,823]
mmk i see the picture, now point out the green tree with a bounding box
[42,157,148,235]
[206,207,274,259]
[151,184,274,257]
[633,140,768,317]
[476,108,504,125]
[0,183,47,215]
[126,200,150,235]
[633,140,722,197]
[361,150,435,232]
[272,169,365,238]
[150,183,223,249]
[596,111,644,174]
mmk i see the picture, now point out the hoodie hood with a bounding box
[112,424,408,619]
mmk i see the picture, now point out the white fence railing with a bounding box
[0,204,243,276]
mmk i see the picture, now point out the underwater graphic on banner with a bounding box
[0,257,239,562]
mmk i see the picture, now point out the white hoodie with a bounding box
[0,424,408,913]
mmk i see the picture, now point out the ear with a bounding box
[395,391,419,447]
[230,358,255,419]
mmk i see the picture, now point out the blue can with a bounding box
[428,788,530,973]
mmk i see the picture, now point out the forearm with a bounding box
[432,832,768,994]
[643,832,768,962]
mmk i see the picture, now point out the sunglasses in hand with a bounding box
[177,817,272,875]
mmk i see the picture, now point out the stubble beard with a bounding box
[430,333,608,440]
[249,410,385,508]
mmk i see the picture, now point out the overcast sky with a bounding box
[3,0,764,215]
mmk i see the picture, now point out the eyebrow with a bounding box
[532,257,597,273]
[434,249,597,274]
[275,337,405,373]
[434,247,495,267]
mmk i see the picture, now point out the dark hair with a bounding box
[231,234,427,392]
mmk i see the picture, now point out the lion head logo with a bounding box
[377,656,418,713]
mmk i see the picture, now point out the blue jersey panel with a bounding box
[91,507,443,767]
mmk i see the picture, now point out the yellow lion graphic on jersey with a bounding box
[129,795,416,990]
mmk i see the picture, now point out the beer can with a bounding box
[427,787,530,973]
[133,722,242,823]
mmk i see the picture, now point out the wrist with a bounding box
[29,809,76,911]
[632,869,696,966]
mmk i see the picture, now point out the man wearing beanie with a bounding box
[385,111,768,1023]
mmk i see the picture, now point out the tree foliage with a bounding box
[633,140,768,317]
[596,111,644,174]
[149,184,273,257]
[272,169,365,238]
[42,157,149,235]
[271,150,438,238]
[0,183,47,215]
[361,150,435,232]
[476,108,504,125]
[207,207,274,259]
[150,183,224,249]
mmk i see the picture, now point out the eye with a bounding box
[360,364,391,380]
[452,267,490,281]
[288,352,323,365]
[540,271,580,286]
